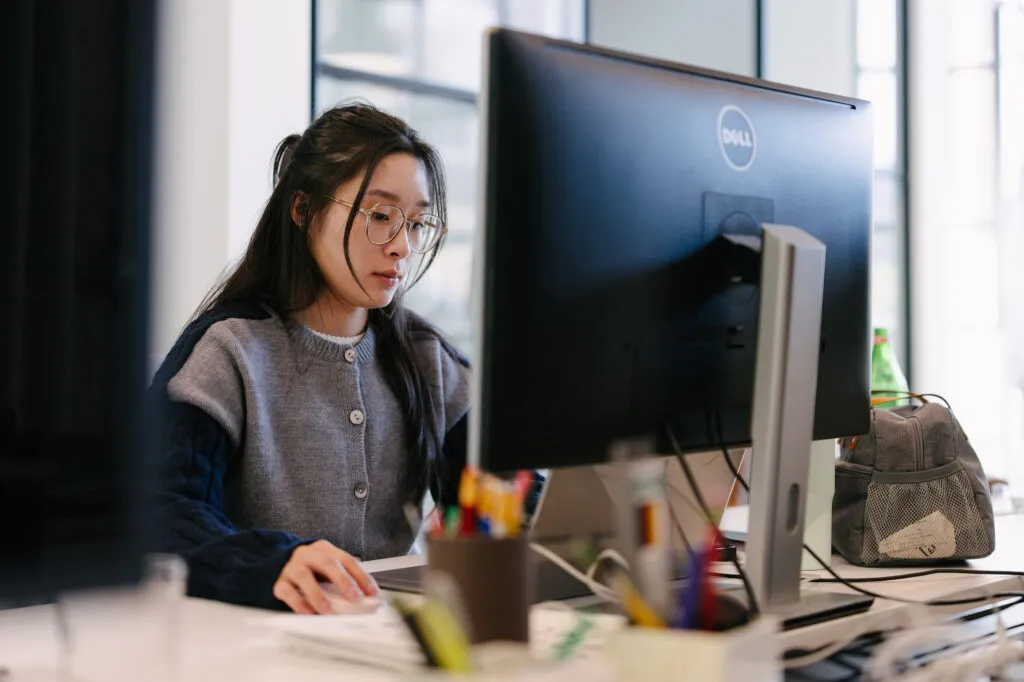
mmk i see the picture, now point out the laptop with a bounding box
[372,450,743,604]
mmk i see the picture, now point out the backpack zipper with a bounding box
[909,414,924,471]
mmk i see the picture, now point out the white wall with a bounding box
[152,0,312,366]
[227,1,313,260]
[588,0,757,76]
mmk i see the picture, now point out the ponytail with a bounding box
[273,134,302,184]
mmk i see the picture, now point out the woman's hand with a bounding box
[273,540,379,614]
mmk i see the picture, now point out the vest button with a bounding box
[349,409,364,425]
[353,483,368,500]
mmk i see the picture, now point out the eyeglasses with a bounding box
[326,196,447,254]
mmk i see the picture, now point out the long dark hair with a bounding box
[197,102,462,504]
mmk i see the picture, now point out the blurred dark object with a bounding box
[0,0,158,602]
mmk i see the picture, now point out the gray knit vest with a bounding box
[166,314,470,560]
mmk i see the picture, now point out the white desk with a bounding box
[778,513,1024,654]
[0,555,426,682]
[1,517,1022,681]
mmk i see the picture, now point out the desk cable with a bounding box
[666,423,761,617]
[527,543,621,605]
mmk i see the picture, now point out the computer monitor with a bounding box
[469,29,874,623]
[470,29,872,475]
[0,0,157,602]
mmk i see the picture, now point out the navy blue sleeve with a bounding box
[157,399,314,609]
[432,413,467,508]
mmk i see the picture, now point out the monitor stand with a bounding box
[743,224,872,620]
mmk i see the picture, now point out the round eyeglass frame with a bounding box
[326,195,447,254]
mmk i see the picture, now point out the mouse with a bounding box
[320,583,382,615]
[704,592,752,631]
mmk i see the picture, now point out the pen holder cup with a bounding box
[426,535,534,645]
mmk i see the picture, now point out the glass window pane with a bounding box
[857,0,898,70]
[420,1,503,91]
[857,72,899,170]
[504,0,586,41]
[872,170,902,226]
[871,219,906,365]
[946,68,997,225]
[314,1,586,356]
[317,0,422,78]
[949,0,995,68]
[317,0,583,94]
[1000,3,1024,60]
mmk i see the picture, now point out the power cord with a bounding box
[665,424,760,616]
[782,629,883,669]
[528,542,619,604]
[809,568,1024,584]
[585,548,630,584]
[663,479,696,557]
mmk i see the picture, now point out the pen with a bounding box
[610,571,665,629]
[513,470,534,501]
[458,468,479,536]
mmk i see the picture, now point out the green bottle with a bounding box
[871,327,909,407]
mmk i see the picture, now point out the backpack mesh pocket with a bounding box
[861,463,991,565]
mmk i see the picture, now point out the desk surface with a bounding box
[779,513,1024,653]
[1,516,1022,681]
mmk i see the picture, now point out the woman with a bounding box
[151,103,470,615]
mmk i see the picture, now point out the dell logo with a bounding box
[717,105,757,171]
[721,127,753,148]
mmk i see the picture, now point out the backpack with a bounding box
[832,396,995,566]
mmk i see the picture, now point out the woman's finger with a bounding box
[273,579,315,615]
[334,551,379,596]
[311,553,362,601]
[288,564,332,615]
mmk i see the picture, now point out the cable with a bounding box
[668,427,715,519]
[809,568,1024,584]
[782,630,884,669]
[712,411,747,493]
[666,424,760,616]
[663,480,696,556]
[528,542,619,604]
[584,549,630,583]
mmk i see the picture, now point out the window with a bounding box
[856,0,909,367]
[314,0,585,356]
[909,0,1024,483]
[995,1,1024,482]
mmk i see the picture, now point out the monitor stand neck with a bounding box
[744,224,871,624]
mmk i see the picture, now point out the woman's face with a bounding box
[302,152,431,311]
